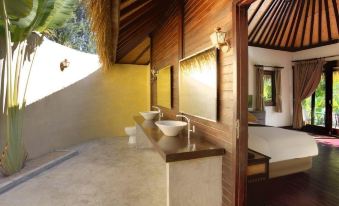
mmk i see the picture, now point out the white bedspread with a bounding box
[248,126,318,163]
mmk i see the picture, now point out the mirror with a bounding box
[157,65,172,108]
[179,47,218,121]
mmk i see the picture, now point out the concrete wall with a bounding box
[248,46,293,127]
[1,39,150,159]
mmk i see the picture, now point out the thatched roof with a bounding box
[85,0,171,69]
[248,0,339,51]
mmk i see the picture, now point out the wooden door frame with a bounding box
[232,0,256,205]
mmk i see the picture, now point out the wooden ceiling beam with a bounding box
[120,0,156,30]
[248,0,264,25]
[249,0,277,42]
[291,0,305,48]
[318,0,322,43]
[332,0,339,35]
[120,0,150,17]
[277,0,296,47]
[301,0,311,46]
[270,1,291,46]
[324,0,332,40]
[285,0,302,48]
[310,0,316,45]
[119,8,161,45]
[117,17,158,60]
[263,0,287,46]
[133,45,150,64]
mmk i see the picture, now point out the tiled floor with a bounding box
[0,137,166,206]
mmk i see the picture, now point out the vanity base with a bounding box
[136,124,153,149]
[166,156,222,206]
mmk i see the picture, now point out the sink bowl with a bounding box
[140,111,159,120]
[155,120,187,136]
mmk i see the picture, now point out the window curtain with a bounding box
[275,69,282,112]
[255,65,264,111]
[292,59,325,129]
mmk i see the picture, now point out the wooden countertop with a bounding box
[134,116,225,162]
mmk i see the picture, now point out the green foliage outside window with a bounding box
[263,74,272,103]
[302,72,339,126]
[45,1,96,54]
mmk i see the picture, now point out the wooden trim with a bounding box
[178,0,184,59]
[233,1,250,205]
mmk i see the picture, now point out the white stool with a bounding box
[125,126,136,145]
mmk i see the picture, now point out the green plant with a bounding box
[45,2,96,54]
[0,0,76,176]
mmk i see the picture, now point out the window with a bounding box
[263,71,276,106]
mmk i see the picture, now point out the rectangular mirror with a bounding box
[157,65,172,108]
[179,47,218,121]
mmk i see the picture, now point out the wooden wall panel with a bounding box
[151,0,236,205]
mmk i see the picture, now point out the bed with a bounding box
[248,126,318,178]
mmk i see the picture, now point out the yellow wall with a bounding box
[21,64,150,159]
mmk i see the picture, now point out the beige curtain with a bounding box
[255,65,265,111]
[293,59,325,128]
[275,69,282,112]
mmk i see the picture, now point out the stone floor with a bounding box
[0,137,166,206]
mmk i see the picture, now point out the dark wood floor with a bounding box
[265,141,339,206]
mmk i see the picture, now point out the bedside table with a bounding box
[247,149,270,206]
[247,149,270,182]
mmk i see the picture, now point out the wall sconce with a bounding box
[151,69,158,82]
[210,27,231,53]
[60,59,70,71]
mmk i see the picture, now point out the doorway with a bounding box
[302,61,339,136]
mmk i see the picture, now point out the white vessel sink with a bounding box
[140,111,159,120]
[155,120,187,136]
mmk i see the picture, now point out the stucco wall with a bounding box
[249,43,339,127]
[1,39,150,159]
[248,46,293,127]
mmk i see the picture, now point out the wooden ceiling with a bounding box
[248,0,339,51]
[116,0,171,65]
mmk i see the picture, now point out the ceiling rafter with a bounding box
[310,0,316,44]
[319,0,323,43]
[332,0,339,34]
[291,0,306,48]
[249,0,277,42]
[277,0,296,47]
[269,1,290,46]
[248,0,339,51]
[324,0,332,40]
[285,0,302,48]
[300,0,311,47]
[248,0,265,25]
[263,0,287,46]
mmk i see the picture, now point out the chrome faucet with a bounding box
[176,114,195,140]
[152,106,163,121]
